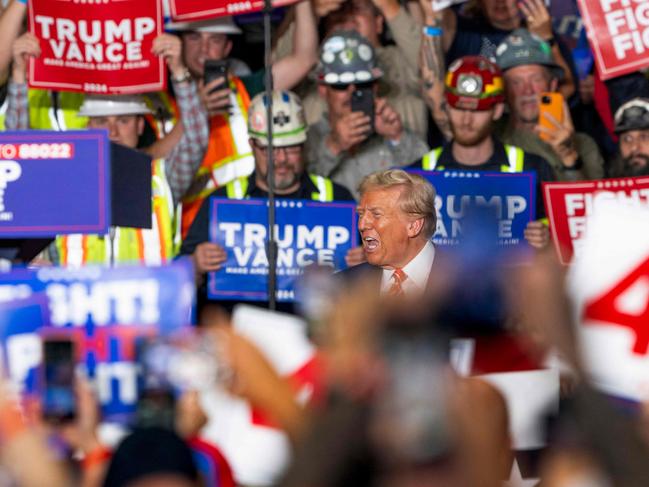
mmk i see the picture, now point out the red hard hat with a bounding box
[445,56,505,111]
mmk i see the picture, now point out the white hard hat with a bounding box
[165,16,242,34]
[78,95,152,117]
[248,91,307,147]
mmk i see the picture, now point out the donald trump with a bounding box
[353,169,437,296]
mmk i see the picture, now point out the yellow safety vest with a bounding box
[0,89,87,131]
[56,158,179,267]
[224,174,335,202]
[421,144,525,172]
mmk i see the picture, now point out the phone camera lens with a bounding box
[541,95,551,104]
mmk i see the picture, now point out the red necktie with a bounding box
[387,268,408,296]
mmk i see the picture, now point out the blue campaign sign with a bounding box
[0,130,110,237]
[0,259,195,423]
[409,170,536,247]
[208,198,357,302]
[0,295,49,398]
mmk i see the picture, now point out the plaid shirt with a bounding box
[5,80,209,206]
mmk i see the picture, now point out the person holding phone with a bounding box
[306,30,428,199]
[494,29,605,182]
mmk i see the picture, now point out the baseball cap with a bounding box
[445,56,505,111]
[495,28,564,79]
[78,95,152,117]
[614,98,649,134]
[316,30,383,85]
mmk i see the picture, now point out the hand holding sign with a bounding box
[151,33,185,79]
[523,220,550,249]
[193,242,228,275]
[12,32,40,84]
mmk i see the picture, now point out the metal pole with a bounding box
[263,0,277,310]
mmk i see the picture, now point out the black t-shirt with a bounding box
[409,139,555,219]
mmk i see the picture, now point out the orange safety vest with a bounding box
[180,76,255,237]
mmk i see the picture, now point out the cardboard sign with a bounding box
[29,0,165,94]
[577,0,649,80]
[568,201,649,402]
[201,305,321,486]
[0,130,110,237]
[410,170,536,248]
[168,0,298,21]
[0,259,195,422]
[207,198,357,302]
[543,176,649,264]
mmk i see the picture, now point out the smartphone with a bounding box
[203,59,229,93]
[42,339,76,423]
[538,92,564,142]
[134,339,176,430]
[351,86,375,133]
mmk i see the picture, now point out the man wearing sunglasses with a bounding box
[609,99,649,178]
[181,90,356,292]
[306,30,428,199]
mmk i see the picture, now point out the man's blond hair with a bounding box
[358,169,437,238]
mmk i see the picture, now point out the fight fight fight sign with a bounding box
[543,176,649,264]
[28,0,165,94]
[0,259,195,423]
[578,0,649,79]
[169,0,298,22]
[207,198,357,302]
[0,130,110,237]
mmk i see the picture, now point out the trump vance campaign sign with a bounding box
[0,260,194,423]
[29,0,165,94]
[410,170,536,248]
[578,0,649,80]
[208,198,357,302]
[169,0,299,22]
[0,130,110,237]
[543,176,649,264]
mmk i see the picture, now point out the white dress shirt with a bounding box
[380,241,436,295]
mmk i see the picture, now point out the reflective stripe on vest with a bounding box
[144,91,179,139]
[181,76,254,237]
[0,98,7,130]
[28,90,87,130]
[56,159,178,267]
[308,175,334,202]
[500,145,525,173]
[421,147,443,171]
[421,145,525,173]
[224,175,335,202]
[225,177,249,199]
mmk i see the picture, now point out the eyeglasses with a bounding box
[252,141,302,156]
[328,81,375,91]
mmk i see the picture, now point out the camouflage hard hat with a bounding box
[316,30,383,85]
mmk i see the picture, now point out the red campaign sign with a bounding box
[169,0,297,22]
[543,176,649,264]
[28,0,165,95]
[577,0,649,80]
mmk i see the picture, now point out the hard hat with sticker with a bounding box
[316,30,383,85]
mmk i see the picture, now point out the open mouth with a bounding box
[363,236,379,251]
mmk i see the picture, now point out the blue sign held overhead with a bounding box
[208,198,357,302]
[0,259,195,423]
[409,170,536,248]
[0,130,110,237]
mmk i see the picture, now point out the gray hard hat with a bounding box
[614,98,649,134]
[495,28,564,79]
[316,30,383,85]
